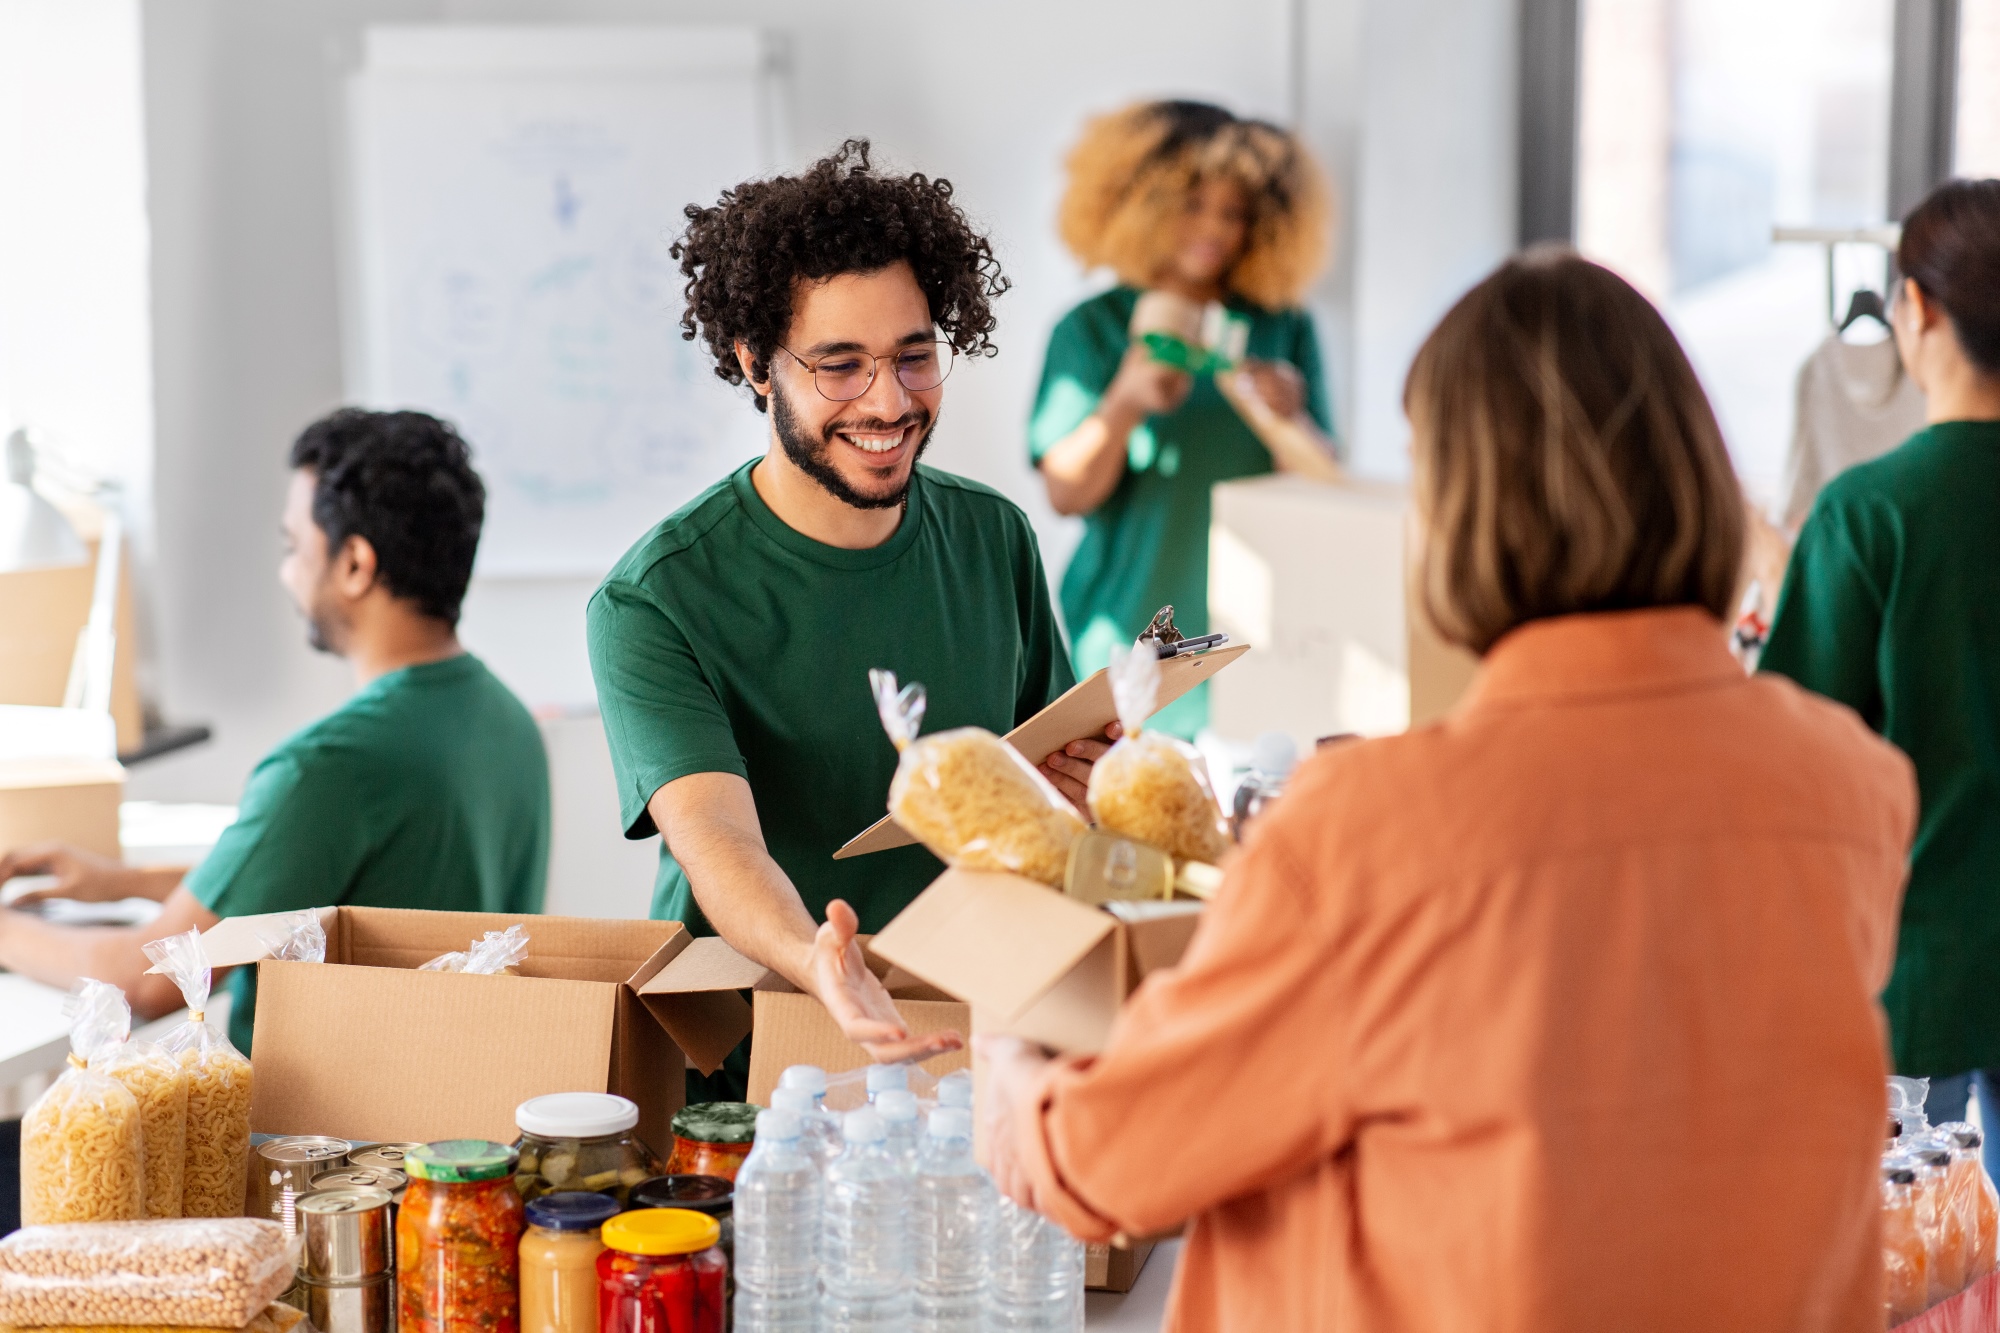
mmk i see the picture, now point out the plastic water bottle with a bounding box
[912,1108,990,1333]
[770,1086,842,1171]
[866,1063,909,1104]
[937,1071,973,1111]
[780,1064,829,1105]
[732,1109,821,1332]
[990,1195,1084,1332]
[876,1089,922,1173]
[822,1109,912,1331]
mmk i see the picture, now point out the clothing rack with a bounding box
[1772,225,1902,326]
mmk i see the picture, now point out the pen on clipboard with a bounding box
[1152,632,1229,659]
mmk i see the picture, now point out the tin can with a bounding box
[252,1136,352,1233]
[299,1187,394,1282]
[349,1143,424,1172]
[286,1274,395,1333]
[315,1167,409,1207]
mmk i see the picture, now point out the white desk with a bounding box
[0,974,74,1088]
[1086,1239,1178,1331]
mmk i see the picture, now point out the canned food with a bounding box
[349,1143,424,1172]
[315,1167,409,1206]
[253,1137,352,1233]
[286,1273,395,1333]
[299,1187,395,1282]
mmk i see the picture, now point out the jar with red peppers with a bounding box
[665,1104,758,1183]
[399,1140,528,1333]
[598,1208,727,1333]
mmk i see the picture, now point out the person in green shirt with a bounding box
[0,408,549,1055]
[587,141,1100,1086]
[1759,179,2000,1164]
[1032,100,1340,737]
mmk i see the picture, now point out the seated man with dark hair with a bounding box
[0,408,550,1055]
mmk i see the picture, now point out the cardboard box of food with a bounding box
[199,907,758,1152]
[0,757,123,859]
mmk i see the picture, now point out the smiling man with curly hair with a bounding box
[587,141,1098,1094]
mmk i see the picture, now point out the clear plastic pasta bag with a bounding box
[0,1219,294,1328]
[81,981,187,1221]
[253,908,325,963]
[1086,642,1231,864]
[19,981,146,1226]
[418,922,528,975]
[872,669,1085,887]
[140,930,252,1219]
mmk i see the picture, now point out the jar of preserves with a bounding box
[598,1209,727,1333]
[514,1093,663,1206]
[399,1140,527,1333]
[520,1191,619,1333]
[665,1105,757,1183]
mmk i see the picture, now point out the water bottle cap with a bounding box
[937,1074,973,1109]
[779,1064,828,1095]
[1251,731,1298,778]
[866,1064,909,1094]
[876,1089,918,1121]
[755,1108,801,1141]
[843,1108,887,1143]
[769,1087,815,1114]
[928,1107,973,1140]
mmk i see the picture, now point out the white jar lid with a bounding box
[516,1092,639,1138]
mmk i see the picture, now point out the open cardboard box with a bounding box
[199,907,760,1151]
[0,757,123,860]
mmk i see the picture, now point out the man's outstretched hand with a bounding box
[810,898,963,1065]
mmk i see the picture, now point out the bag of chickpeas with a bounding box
[140,929,252,1219]
[1087,641,1231,865]
[20,981,146,1226]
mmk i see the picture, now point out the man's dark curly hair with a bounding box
[288,408,485,625]
[673,138,1010,412]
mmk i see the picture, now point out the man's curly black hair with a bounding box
[673,138,1010,412]
[289,408,485,625]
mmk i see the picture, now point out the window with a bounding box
[1959,0,2000,174]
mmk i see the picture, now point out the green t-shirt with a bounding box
[186,654,550,1055]
[1028,286,1332,738]
[1759,421,2000,1076]
[586,460,1075,932]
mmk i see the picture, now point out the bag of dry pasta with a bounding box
[20,980,145,1225]
[77,980,188,1220]
[1087,642,1231,864]
[872,669,1085,887]
[140,929,252,1218]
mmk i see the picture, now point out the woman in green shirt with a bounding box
[1760,179,2000,1160]
[1031,101,1339,738]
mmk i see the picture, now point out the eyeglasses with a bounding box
[774,340,955,402]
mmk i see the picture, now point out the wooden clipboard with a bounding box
[832,641,1249,859]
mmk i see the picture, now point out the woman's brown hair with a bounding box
[1898,177,2000,375]
[1405,248,1744,655]
[1058,100,1331,310]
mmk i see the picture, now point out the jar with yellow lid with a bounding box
[597,1209,727,1333]
[520,1192,618,1333]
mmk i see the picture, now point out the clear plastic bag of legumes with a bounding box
[873,669,1085,887]
[1087,641,1231,864]
[80,980,188,1221]
[20,980,146,1225]
[141,929,251,1219]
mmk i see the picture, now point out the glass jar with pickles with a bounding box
[399,1140,527,1333]
[514,1094,662,1207]
[665,1104,758,1183]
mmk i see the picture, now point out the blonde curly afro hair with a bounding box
[1059,100,1332,311]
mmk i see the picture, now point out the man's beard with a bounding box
[770,377,935,510]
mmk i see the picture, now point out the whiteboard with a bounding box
[345,26,781,577]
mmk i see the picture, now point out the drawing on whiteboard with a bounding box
[348,28,778,576]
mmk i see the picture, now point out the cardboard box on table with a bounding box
[199,907,758,1153]
[0,758,123,859]
[867,868,1208,1293]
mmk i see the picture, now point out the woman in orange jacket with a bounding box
[980,249,1916,1332]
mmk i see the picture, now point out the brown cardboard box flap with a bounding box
[834,643,1250,859]
[870,869,1115,1022]
[635,936,766,1075]
[1104,900,1206,981]
[198,907,341,968]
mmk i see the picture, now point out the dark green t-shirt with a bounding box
[1759,421,2000,1075]
[186,654,550,1054]
[1028,286,1332,738]
[586,460,1075,932]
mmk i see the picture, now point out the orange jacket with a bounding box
[1019,607,1915,1332]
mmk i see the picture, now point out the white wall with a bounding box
[124,0,1520,915]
